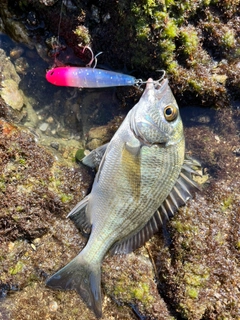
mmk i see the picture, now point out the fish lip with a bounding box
[145,77,169,94]
[138,78,169,106]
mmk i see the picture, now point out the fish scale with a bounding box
[46,78,200,318]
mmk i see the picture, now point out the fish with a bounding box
[46,78,201,318]
[46,66,137,88]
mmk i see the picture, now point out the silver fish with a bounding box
[46,78,201,318]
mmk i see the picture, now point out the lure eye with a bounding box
[164,105,178,121]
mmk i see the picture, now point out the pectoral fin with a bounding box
[125,137,141,156]
[82,143,109,169]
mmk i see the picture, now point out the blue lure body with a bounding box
[46,67,137,88]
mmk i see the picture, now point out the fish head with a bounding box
[130,78,184,147]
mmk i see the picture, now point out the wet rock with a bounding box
[103,252,172,319]
[86,125,112,150]
[0,1,239,319]
[0,119,92,303]
[156,106,240,319]
[14,57,29,75]
[39,122,49,132]
[1,0,239,107]
[39,0,59,6]
[10,47,24,60]
[1,79,24,111]
[50,141,59,150]
[85,115,125,150]
[0,49,21,84]
[0,48,25,112]
[0,1,32,48]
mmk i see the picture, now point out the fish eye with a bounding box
[164,105,178,121]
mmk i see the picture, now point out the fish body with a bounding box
[46,78,200,318]
[46,67,136,88]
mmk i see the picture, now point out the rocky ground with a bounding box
[0,1,239,319]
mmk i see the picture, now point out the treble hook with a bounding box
[82,46,103,68]
[134,70,166,88]
[155,69,166,84]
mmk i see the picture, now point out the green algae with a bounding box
[114,278,154,306]
[236,240,240,250]
[171,219,199,235]
[179,27,199,55]
[188,79,203,92]
[17,157,26,165]
[102,253,165,317]
[9,261,24,275]
[221,28,236,48]
[0,178,6,192]
[186,286,198,299]
[102,0,240,106]
[73,25,91,46]
[214,231,226,245]
[75,149,85,162]
[131,283,153,301]
[162,19,178,39]
[221,195,233,212]
[60,193,74,204]
[182,263,210,297]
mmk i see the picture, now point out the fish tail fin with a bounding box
[46,255,102,318]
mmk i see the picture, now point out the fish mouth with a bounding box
[145,78,169,95]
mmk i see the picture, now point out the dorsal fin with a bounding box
[110,156,202,255]
[67,195,91,237]
[82,143,109,169]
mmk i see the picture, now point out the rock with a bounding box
[0,49,21,84]
[1,79,24,111]
[0,1,240,318]
[0,119,93,320]
[39,0,59,6]
[157,106,240,319]
[39,122,49,132]
[86,125,113,150]
[0,2,32,48]
[0,48,25,112]
[85,116,124,151]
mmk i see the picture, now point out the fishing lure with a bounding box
[46,66,141,88]
[46,47,165,88]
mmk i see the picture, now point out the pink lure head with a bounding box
[46,67,70,86]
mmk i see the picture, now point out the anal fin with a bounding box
[82,143,108,169]
[67,195,91,236]
[110,211,161,255]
